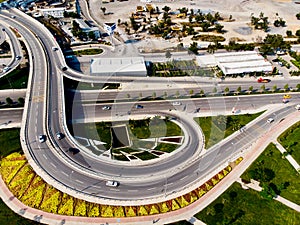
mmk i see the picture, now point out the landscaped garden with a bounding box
[195,111,264,149]
[195,182,300,225]
[278,121,300,165]
[241,143,300,205]
[0,152,239,218]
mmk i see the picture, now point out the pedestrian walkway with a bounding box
[237,178,300,212]
[273,140,300,173]
[188,216,206,225]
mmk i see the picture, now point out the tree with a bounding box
[152,92,156,99]
[163,91,168,99]
[100,7,106,15]
[260,183,276,200]
[189,90,194,96]
[260,84,266,93]
[272,85,277,92]
[296,29,300,37]
[248,86,253,94]
[165,50,172,60]
[284,83,289,91]
[139,92,143,99]
[286,30,292,37]
[215,23,224,33]
[126,93,131,99]
[199,89,205,96]
[212,87,217,94]
[224,87,229,95]
[162,6,170,13]
[296,83,300,91]
[6,97,13,105]
[236,86,242,94]
[188,42,198,55]
[175,90,180,98]
[18,97,24,106]
[296,13,300,20]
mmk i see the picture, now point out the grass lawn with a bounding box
[195,111,264,149]
[129,118,182,139]
[0,199,40,225]
[0,129,22,158]
[278,121,300,165]
[241,143,300,205]
[73,48,103,56]
[0,67,29,89]
[155,143,178,153]
[195,182,300,225]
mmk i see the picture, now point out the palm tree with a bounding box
[248,86,253,94]
[224,87,229,95]
[260,84,266,93]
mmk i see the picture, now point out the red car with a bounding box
[257,78,271,83]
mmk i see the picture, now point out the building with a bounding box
[214,51,273,75]
[74,19,101,39]
[90,57,147,77]
[196,51,273,75]
[39,7,65,18]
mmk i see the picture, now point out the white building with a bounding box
[90,57,147,77]
[74,19,101,39]
[39,7,65,18]
[196,51,273,75]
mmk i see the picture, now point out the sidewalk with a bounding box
[273,140,300,172]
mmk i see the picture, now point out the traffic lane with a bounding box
[61,111,201,178]
[0,108,23,124]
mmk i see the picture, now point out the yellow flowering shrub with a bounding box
[40,190,61,213]
[149,205,159,215]
[74,199,87,216]
[87,203,100,217]
[0,160,27,184]
[57,196,74,216]
[137,206,148,216]
[114,206,125,217]
[101,205,114,217]
[171,199,180,211]
[125,206,136,217]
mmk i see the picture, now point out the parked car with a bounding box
[39,134,46,143]
[105,180,119,187]
[102,105,111,110]
[16,55,21,60]
[267,118,274,123]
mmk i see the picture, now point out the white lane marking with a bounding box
[110,189,120,192]
[180,175,188,181]
[128,189,138,192]
[62,171,68,176]
[42,154,47,160]
[50,162,56,168]
[75,179,84,184]
[147,187,156,191]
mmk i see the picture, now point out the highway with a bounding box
[1,7,300,207]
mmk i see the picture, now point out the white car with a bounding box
[267,118,274,123]
[3,67,10,72]
[295,104,300,110]
[172,101,181,106]
[39,134,46,143]
[56,132,63,140]
[105,180,119,187]
[102,106,111,110]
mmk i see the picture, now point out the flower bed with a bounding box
[0,153,242,218]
